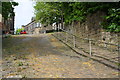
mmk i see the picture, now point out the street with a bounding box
[2,33,119,78]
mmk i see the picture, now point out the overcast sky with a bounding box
[14,0,35,31]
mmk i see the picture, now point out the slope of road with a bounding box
[2,34,119,78]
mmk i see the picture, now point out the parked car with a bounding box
[20,30,27,34]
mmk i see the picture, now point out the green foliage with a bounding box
[4,34,11,38]
[16,28,24,34]
[2,2,18,20]
[0,2,2,14]
[34,2,60,25]
[18,61,23,66]
[102,8,120,32]
[116,63,120,67]
[34,2,120,32]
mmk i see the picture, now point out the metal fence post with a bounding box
[89,39,92,56]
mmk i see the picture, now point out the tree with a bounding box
[34,2,60,26]
[34,2,120,32]
[16,28,24,34]
[2,2,18,20]
[102,8,120,32]
[0,1,2,14]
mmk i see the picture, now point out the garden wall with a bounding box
[64,11,119,50]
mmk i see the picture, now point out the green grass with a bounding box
[18,62,23,66]
[115,63,120,67]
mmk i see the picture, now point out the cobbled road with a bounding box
[2,33,119,78]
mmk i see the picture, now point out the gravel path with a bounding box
[2,33,119,78]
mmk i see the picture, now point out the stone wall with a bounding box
[64,11,119,50]
[33,27,41,34]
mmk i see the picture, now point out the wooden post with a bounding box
[118,44,120,54]
[57,25,58,37]
[66,32,68,42]
[73,35,76,48]
[89,39,92,56]
[58,24,60,37]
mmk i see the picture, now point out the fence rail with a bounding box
[61,29,119,47]
[53,28,119,61]
[52,27,120,71]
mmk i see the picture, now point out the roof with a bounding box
[25,20,36,27]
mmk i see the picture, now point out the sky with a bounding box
[14,0,35,31]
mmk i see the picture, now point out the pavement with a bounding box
[2,33,119,78]
[54,32,119,71]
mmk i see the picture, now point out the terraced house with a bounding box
[24,17,53,34]
[2,15,15,35]
[1,1,18,35]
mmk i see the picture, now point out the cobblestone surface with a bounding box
[2,33,119,78]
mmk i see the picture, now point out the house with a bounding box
[2,14,15,35]
[24,17,53,34]
[24,17,40,34]
[0,14,2,35]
